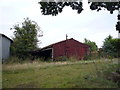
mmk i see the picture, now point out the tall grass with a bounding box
[3,56,46,64]
[2,58,119,88]
[3,56,120,88]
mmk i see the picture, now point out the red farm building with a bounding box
[31,38,90,61]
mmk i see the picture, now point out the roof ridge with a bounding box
[41,38,90,49]
[0,34,13,42]
[41,38,73,49]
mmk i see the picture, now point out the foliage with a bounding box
[102,35,120,57]
[89,2,120,32]
[38,1,120,32]
[84,52,99,60]
[89,2,119,14]
[102,63,119,77]
[4,56,38,64]
[4,56,22,64]
[39,1,83,16]
[84,38,98,52]
[68,56,78,62]
[116,21,120,32]
[11,18,41,59]
[83,38,99,60]
[56,56,68,61]
[39,1,119,15]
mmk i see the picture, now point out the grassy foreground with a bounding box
[2,59,119,88]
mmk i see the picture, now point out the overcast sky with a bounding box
[0,0,119,48]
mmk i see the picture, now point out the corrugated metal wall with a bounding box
[0,35,11,61]
[53,41,66,59]
[2,36,11,60]
[53,39,90,60]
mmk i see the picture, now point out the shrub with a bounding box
[68,56,78,62]
[56,56,68,61]
[4,56,22,64]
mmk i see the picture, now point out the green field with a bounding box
[2,59,119,88]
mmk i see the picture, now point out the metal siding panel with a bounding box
[69,39,89,60]
[69,40,79,59]
[2,36,11,60]
[53,42,65,59]
[53,39,90,60]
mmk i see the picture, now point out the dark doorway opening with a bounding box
[40,48,52,60]
[30,48,53,61]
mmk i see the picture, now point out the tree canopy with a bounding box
[39,1,120,32]
[39,1,120,15]
[102,35,120,57]
[89,2,119,14]
[11,18,42,59]
[39,2,83,16]
[84,38,98,52]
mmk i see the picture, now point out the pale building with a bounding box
[0,34,13,62]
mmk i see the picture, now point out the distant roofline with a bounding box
[0,34,13,42]
[41,38,73,49]
[41,38,90,50]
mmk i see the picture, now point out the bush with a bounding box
[97,62,120,87]
[84,52,100,60]
[3,56,22,64]
[3,56,48,64]
[55,56,68,61]
[68,56,78,62]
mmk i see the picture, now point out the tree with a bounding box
[89,2,120,33]
[39,1,119,15]
[11,18,42,59]
[102,35,113,56]
[38,1,120,32]
[102,35,120,57]
[89,2,119,14]
[39,1,83,16]
[84,38,98,52]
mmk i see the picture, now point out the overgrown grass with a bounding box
[2,58,119,88]
[3,56,46,65]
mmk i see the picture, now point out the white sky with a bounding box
[0,0,119,48]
